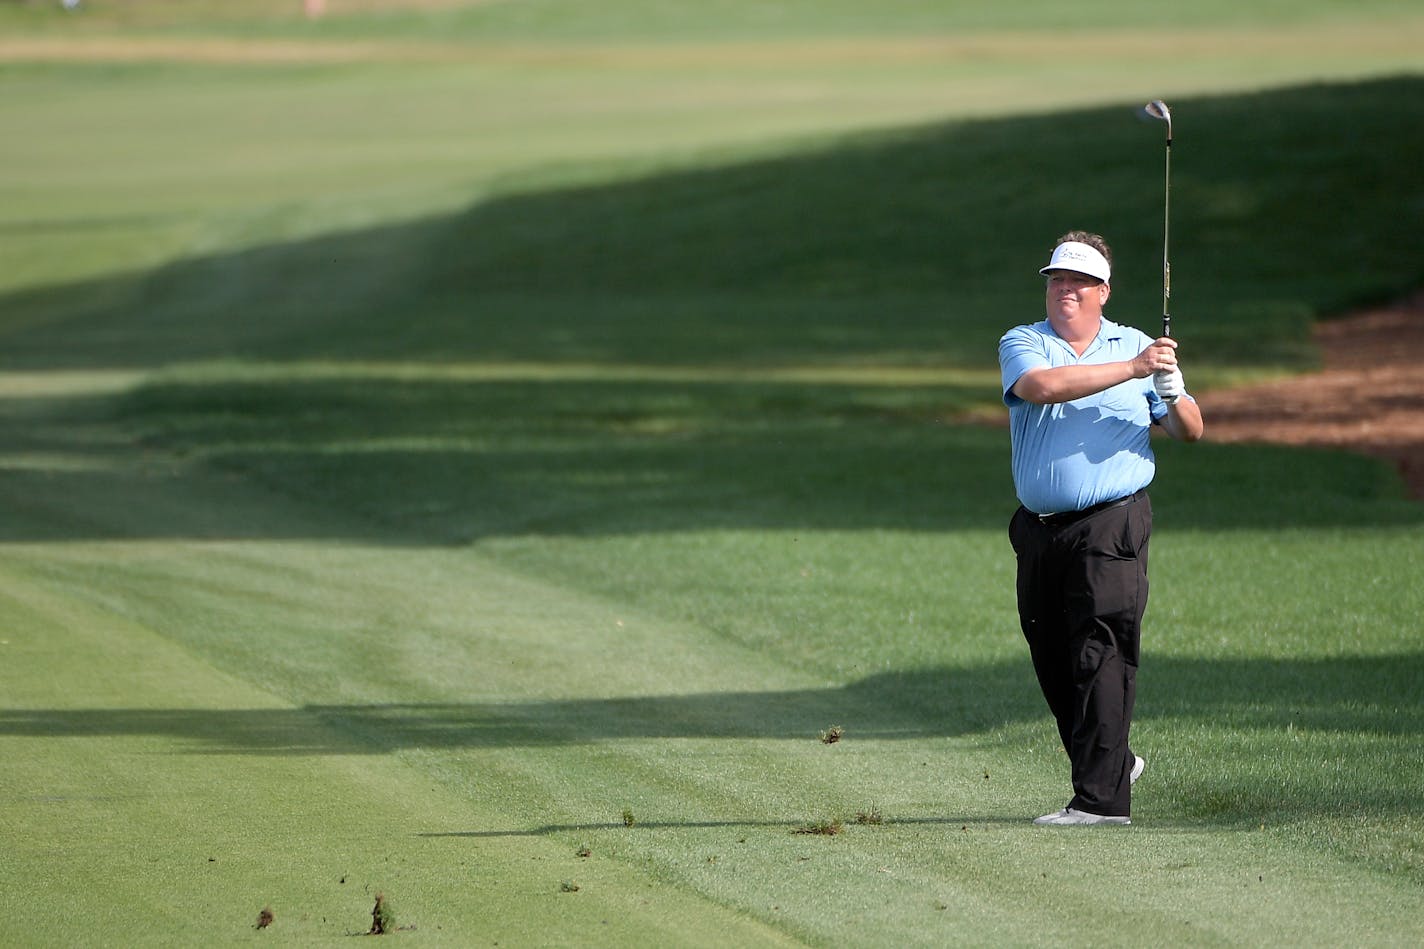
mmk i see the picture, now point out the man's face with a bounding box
[1044,269,1109,321]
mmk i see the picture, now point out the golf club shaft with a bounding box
[1144,100,1174,339]
[1161,128,1172,338]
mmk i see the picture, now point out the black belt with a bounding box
[1034,489,1146,528]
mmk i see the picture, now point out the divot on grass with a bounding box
[793,818,843,836]
[367,893,394,935]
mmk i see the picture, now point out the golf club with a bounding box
[1143,99,1172,338]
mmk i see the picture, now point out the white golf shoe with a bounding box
[1033,756,1144,825]
[1033,807,1131,826]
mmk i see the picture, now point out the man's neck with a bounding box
[1050,313,1103,355]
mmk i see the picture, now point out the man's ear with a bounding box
[1099,282,1111,305]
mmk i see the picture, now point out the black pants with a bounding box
[1008,491,1151,817]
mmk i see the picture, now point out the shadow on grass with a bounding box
[5,79,1421,375]
[5,653,1419,754]
[419,815,1027,839]
[0,380,1018,541]
[0,375,1418,545]
[2,79,1423,542]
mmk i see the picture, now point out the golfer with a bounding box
[998,230,1203,825]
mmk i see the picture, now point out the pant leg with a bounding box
[1062,495,1151,817]
[1009,507,1076,756]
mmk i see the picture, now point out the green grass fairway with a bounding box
[2,2,1423,945]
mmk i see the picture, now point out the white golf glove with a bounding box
[1153,367,1186,404]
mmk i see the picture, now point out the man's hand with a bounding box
[1131,337,1178,378]
[1153,367,1186,404]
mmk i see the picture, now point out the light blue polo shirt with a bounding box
[999,317,1169,515]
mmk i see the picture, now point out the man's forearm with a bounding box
[1012,362,1136,405]
[1159,397,1205,442]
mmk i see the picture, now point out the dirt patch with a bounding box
[1198,291,1424,498]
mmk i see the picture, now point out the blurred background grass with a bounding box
[5,0,1424,36]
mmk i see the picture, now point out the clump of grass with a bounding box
[621,808,636,827]
[560,880,581,893]
[368,893,394,936]
[854,808,883,825]
[794,818,843,836]
[820,725,844,744]
[576,846,592,858]
[256,907,274,929]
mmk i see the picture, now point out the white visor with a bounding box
[1039,241,1111,282]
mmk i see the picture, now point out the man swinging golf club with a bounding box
[998,228,1203,825]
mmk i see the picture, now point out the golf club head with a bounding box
[1142,100,1173,139]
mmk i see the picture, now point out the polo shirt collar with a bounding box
[1044,317,1124,358]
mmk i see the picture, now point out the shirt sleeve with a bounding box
[1147,388,1169,423]
[998,325,1048,408]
